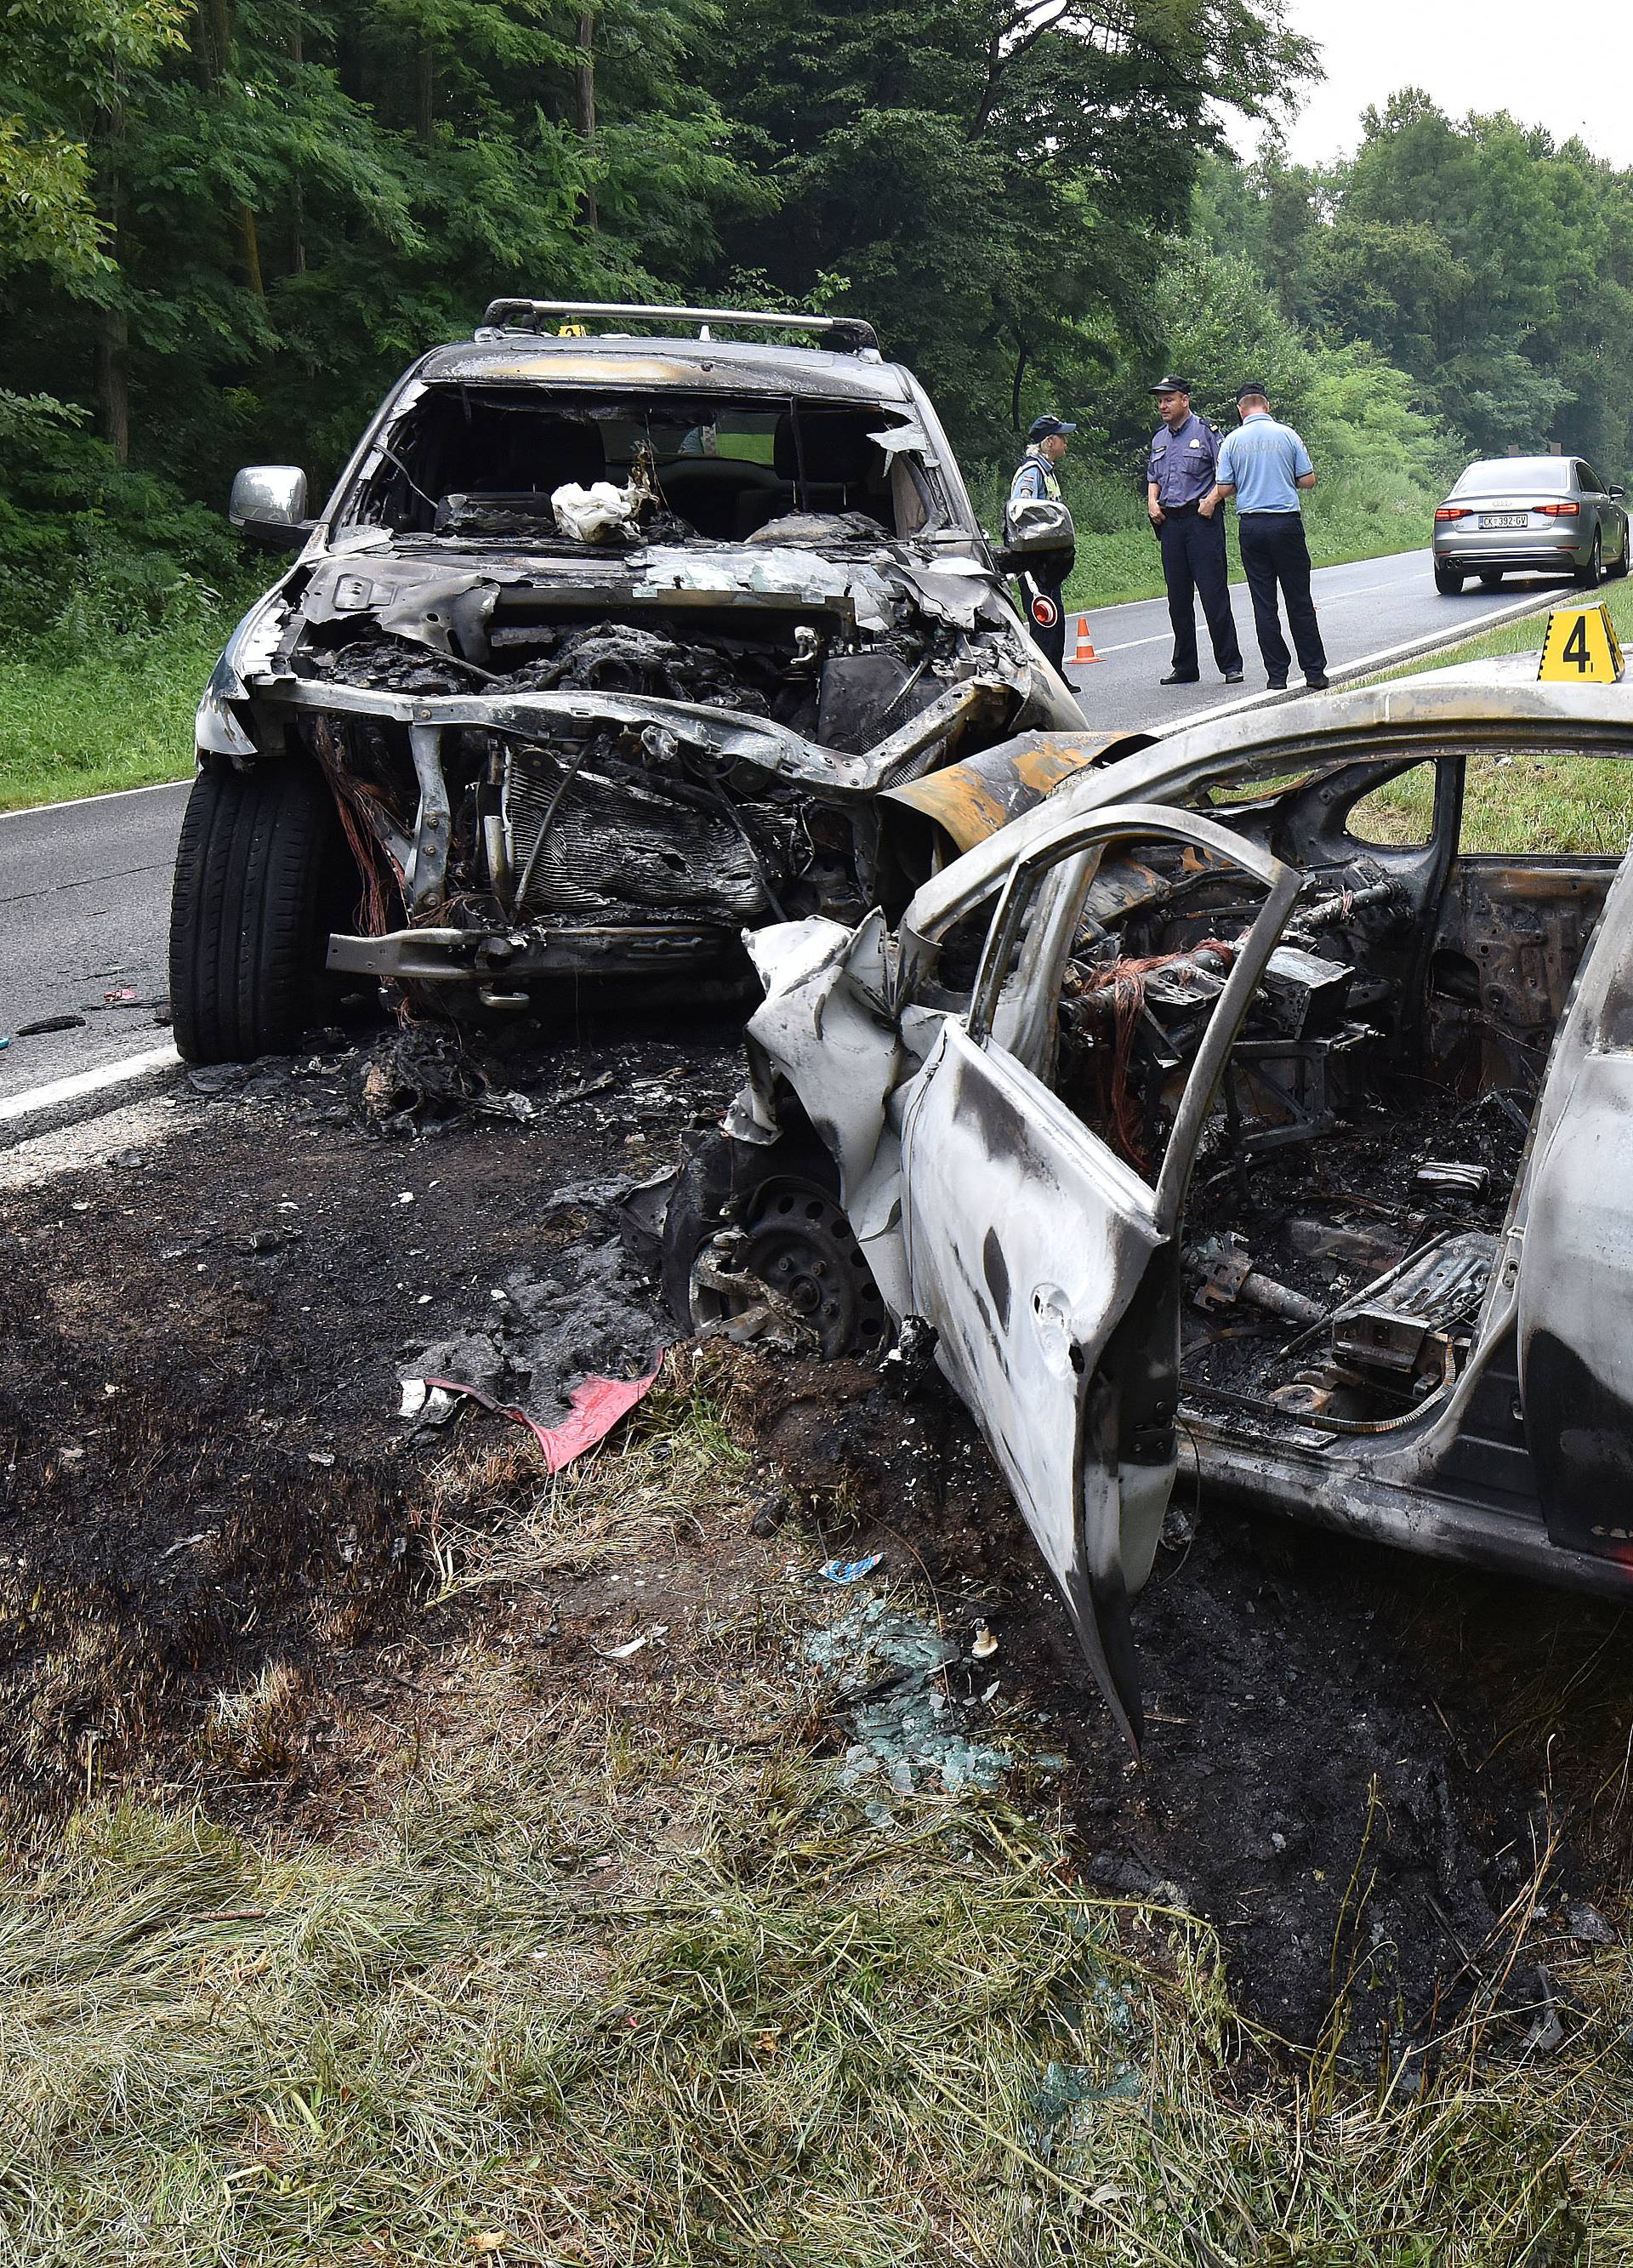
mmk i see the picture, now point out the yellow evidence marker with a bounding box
[1538,600,1625,684]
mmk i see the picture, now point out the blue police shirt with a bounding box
[1146,413,1223,507]
[1215,413,1313,514]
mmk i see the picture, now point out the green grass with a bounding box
[1348,577,1633,853]
[1,1378,1629,2265]
[0,603,236,812]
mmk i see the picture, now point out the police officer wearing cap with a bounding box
[1008,414,1077,672]
[1146,376,1243,687]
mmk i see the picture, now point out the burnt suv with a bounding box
[168,299,1090,1063]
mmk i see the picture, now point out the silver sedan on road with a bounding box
[1432,454,1629,593]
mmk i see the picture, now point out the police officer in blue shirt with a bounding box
[1146,376,1243,687]
[1204,384,1329,690]
[1008,414,1077,670]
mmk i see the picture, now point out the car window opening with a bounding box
[1036,774,1624,1443]
[346,386,935,544]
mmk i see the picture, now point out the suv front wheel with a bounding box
[169,760,356,1063]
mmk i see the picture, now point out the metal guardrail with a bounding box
[475,299,880,353]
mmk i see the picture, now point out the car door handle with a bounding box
[1030,1283,1083,1378]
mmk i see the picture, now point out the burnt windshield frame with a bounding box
[338,385,947,538]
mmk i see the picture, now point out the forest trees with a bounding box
[1207,94,1633,473]
[698,0,1316,454]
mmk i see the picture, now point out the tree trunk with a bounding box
[416,40,435,147]
[96,306,130,464]
[574,9,598,231]
[239,204,265,297]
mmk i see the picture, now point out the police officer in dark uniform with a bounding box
[1146,376,1243,686]
[1007,414,1077,673]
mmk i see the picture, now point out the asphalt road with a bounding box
[0,542,1571,1109]
[1061,543,1568,727]
[0,781,187,1103]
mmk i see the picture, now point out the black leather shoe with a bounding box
[1305,672,1329,689]
[1222,669,1243,683]
[1159,670,1200,685]
[1266,677,1287,690]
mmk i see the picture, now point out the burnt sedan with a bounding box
[168,301,1094,1063]
[1432,454,1629,594]
[666,662,1633,1749]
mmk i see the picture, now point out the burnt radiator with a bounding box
[504,748,774,924]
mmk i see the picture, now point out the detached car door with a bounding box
[898,802,1300,1750]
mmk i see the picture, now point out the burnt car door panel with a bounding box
[896,805,1300,1748]
[1516,848,1633,1543]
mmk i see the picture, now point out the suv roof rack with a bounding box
[475,299,880,354]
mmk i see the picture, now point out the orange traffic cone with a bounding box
[1073,615,1099,664]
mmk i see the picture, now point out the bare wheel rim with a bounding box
[700,1177,887,1357]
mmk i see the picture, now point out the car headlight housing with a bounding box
[195,653,259,759]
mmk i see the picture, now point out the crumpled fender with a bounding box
[731,914,901,1204]
[880,728,1152,853]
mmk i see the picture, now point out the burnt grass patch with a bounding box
[731,1349,1633,2057]
[0,1018,1630,2066]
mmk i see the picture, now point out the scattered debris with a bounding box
[805,1593,1009,1798]
[591,1625,669,1661]
[400,1231,671,1467]
[1567,1901,1616,1946]
[417,1365,662,1473]
[749,1490,790,1537]
[879,1314,938,1395]
[355,1029,536,1137]
[817,1553,882,1585]
[971,1623,998,1659]
[15,1015,87,1037]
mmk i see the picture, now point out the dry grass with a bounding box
[0,1368,1629,2262]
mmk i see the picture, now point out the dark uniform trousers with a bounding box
[1158,506,1241,675]
[1238,511,1327,681]
[1030,581,1067,673]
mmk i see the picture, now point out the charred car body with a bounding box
[169,301,1089,1063]
[665,664,1633,1748]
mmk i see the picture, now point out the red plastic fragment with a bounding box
[419,1363,662,1472]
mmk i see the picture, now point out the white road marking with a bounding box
[0,776,191,823]
[1151,581,1567,738]
[1094,632,1170,652]
[0,1043,180,1126]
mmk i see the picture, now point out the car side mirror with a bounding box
[230,464,311,552]
[1610,484,1626,500]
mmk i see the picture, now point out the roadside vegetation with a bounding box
[1351,577,1633,852]
[3,1370,1628,2264]
[0,584,243,812]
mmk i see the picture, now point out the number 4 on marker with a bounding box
[1563,613,1590,672]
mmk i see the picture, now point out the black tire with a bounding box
[1609,536,1630,580]
[1574,534,1602,590]
[1434,565,1464,595]
[169,760,356,1063]
[1478,570,1504,589]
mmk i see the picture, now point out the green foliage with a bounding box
[0,387,241,645]
[0,0,188,277]
[1204,95,1633,475]
[698,0,1317,455]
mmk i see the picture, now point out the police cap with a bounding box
[1027,414,1078,441]
[1149,374,1191,396]
[1235,380,1271,403]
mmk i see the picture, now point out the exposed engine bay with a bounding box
[212,374,1081,1004]
[1052,823,1608,1438]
